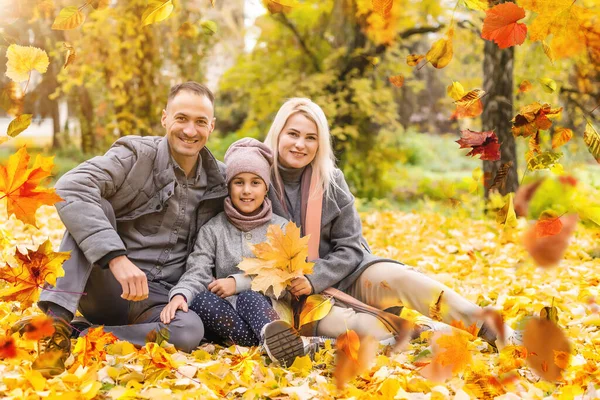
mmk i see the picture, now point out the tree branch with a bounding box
[274,13,322,73]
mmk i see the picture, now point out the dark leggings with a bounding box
[189,290,279,346]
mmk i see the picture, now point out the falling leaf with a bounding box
[535,215,563,238]
[521,0,588,58]
[209,0,215,6]
[337,329,360,363]
[63,43,76,69]
[433,331,473,373]
[528,133,541,155]
[522,317,570,381]
[5,45,49,83]
[237,222,314,298]
[552,127,573,149]
[406,54,425,66]
[0,82,24,116]
[512,102,562,138]
[372,0,393,19]
[542,40,555,64]
[583,122,600,163]
[496,193,517,228]
[450,320,479,338]
[461,0,488,11]
[429,290,444,322]
[488,162,513,193]
[426,28,454,69]
[388,75,404,87]
[523,214,578,268]
[334,333,377,389]
[540,302,558,324]
[52,6,86,30]
[538,78,557,93]
[526,151,563,171]
[7,114,32,138]
[456,129,501,161]
[266,0,297,14]
[200,20,218,36]
[90,0,110,10]
[481,3,527,49]
[0,146,63,227]
[21,314,55,341]
[0,240,69,308]
[447,81,465,101]
[298,294,334,328]
[0,336,17,359]
[450,88,485,120]
[73,326,118,366]
[558,175,577,187]
[142,0,174,27]
[518,80,532,93]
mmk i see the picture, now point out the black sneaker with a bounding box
[11,316,72,377]
[262,320,305,367]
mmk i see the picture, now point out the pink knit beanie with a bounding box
[224,138,273,186]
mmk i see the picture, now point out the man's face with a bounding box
[162,91,215,164]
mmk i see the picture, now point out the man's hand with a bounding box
[289,275,313,297]
[108,255,149,301]
[208,278,236,298]
[160,295,188,324]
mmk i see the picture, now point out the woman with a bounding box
[264,98,517,347]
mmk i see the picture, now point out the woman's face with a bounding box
[229,173,268,215]
[277,113,319,169]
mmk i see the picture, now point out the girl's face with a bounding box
[277,113,319,169]
[229,173,268,215]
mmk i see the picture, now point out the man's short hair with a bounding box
[167,82,215,106]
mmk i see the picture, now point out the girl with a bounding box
[263,98,520,347]
[160,138,326,366]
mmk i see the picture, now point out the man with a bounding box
[13,82,228,377]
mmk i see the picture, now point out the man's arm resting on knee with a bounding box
[108,255,149,301]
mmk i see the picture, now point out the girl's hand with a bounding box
[208,278,236,298]
[289,276,313,297]
[160,294,188,324]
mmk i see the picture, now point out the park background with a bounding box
[1,0,600,398]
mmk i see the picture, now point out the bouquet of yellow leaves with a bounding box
[237,222,314,298]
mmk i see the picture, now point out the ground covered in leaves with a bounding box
[1,204,599,399]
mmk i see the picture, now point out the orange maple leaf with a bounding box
[0,240,69,308]
[334,332,377,390]
[0,336,17,359]
[450,320,479,338]
[337,329,360,363]
[433,330,473,374]
[73,326,118,366]
[0,146,62,227]
[22,314,56,341]
[511,102,562,138]
[481,3,527,49]
[142,342,180,370]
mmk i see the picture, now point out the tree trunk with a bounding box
[79,86,95,154]
[482,33,518,198]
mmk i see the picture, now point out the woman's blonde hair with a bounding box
[264,98,338,198]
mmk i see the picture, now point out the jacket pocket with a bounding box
[134,207,167,236]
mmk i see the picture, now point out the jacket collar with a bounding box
[154,136,226,193]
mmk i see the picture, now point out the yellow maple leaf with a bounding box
[0,240,69,308]
[237,222,314,298]
[520,0,589,58]
[0,146,63,227]
[5,45,49,83]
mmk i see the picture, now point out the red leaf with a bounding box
[456,129,501,161]
[0,336,17,359]
[535,217,563,238]
[22,315,55,341]
[481,3,527,49]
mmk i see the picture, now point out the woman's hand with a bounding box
[289,275,313,297]
[208,278,236,298]
[160,294,188,324]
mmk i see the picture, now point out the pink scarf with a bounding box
[276,164,323,261]
[224,197,273,232]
